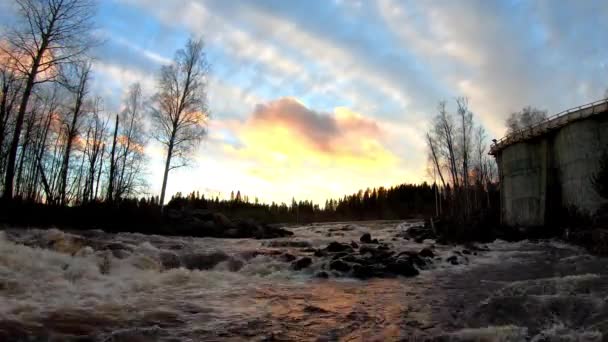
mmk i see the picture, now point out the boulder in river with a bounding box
[280,253,296,262]
[419,248,435,258]
[360,233,372,243]
[292,257,312,270]
[446,255,459,265]
[181,252,230,270]
[325,242,353,253]
[315,271,329,279]
[329,259,351,272]
[386,258,419,277]
[159,251,181,270]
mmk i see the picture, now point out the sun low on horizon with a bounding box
[2,0,605,205]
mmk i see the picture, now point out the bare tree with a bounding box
[1,0,96,200]
[82,97,107,202]
[57,60,91,205]
[432,101,460,188]
[150,38,210,207]
[505,106,547,134]
[109,83,147,200]
[426,98,498,218]
[426,132,446,189]
[0,66,23,176]
[457,97,473,214]
[473,125,488,186]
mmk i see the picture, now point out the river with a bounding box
[1,221,607,341]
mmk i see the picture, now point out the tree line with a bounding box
[166,182,438,223]
[0,0,209,207]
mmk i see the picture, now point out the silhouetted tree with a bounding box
[115,83,147,199]
[2,0,97,200]
[57,61,91,205]
[150,38,210,207]
[505,106,547,134]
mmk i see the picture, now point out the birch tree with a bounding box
[150,38,210,207]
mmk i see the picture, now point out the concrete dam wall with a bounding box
[491,101,608,227]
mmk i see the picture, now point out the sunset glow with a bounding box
[2,0,604,204]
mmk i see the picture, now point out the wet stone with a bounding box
[180,252,230,270]
[292,257,312,270]
[280,253,296,262]
[329,259,351,273]
[159,251,181,270]
[419,248,435,258]
[446,255,459,265]
[360,233,372,243]
[315,271,329,279]
[313,249,326,257]
[386,258,419,277]
[325,242,353,253]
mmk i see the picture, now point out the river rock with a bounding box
[329,259,351,272]
[352,264,384,279]
[325,242,353,253]
[313,249,326,257]
[315,271,329,278]
[280,253,296,262]
[360,233,372,243]
[419,248,435,258]
[181,252,230,270]
[224,258,245,272]
[159,251,181,270]
[265,240,312,248]
[292,257,312,270]
[446,255,459,265]
[386,258,419,277]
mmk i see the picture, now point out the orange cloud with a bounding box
[217,98,405,203]
[247,97,384,158]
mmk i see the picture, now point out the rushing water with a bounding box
[1,221,607,341]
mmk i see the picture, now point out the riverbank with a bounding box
[0,200,294,239]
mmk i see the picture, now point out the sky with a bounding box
[4,0,608,204]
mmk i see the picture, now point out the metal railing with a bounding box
[489,98,608,154]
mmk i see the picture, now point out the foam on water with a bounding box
[1,222,607,340]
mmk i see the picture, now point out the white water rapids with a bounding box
[1,221,607,341]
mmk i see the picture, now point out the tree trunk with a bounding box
[107,114,119,202]
[59,106,81,206]
[3,31,48,200]
[159,137,175,208]
[4,73,37,199]
[94,143,105,201]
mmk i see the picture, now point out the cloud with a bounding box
[378,0,608,136]
[249,98,382,156]
[16,0,604,203]
[205,98,406,203]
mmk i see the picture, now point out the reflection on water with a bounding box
[0,221,607,341]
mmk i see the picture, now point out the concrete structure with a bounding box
[490,99,608,226]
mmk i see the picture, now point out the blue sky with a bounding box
[5,0,608,204]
